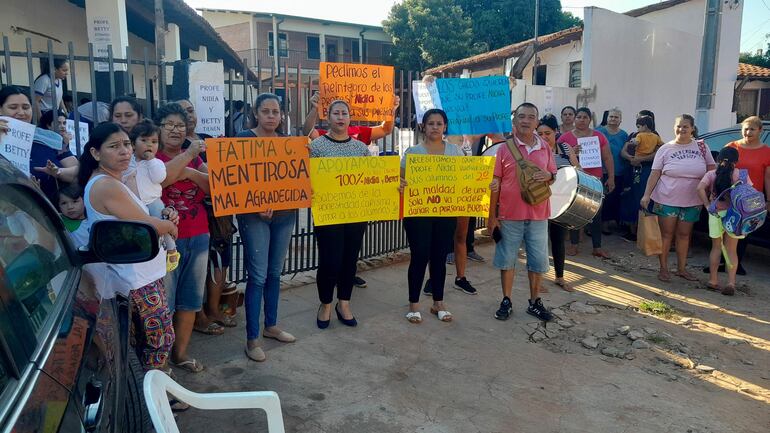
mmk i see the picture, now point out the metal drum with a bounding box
[549,166,604,229]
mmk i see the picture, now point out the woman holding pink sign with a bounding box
[557,107,615,259]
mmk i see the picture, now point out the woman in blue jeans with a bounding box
[236,93,297,362]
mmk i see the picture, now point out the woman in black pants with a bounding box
[400,109,462,323]
[538,114,576,292]
[310,100,371,328]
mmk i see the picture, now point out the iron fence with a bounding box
[1,38,485,281]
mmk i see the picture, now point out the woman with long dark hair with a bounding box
[236,93,297,362]
[33,58,69,120]
[78,122,178,371]
[110,96,144,134]
[697,147,747,295]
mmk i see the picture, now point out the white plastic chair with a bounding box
[143,369,285,433]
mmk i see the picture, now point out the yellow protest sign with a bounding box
[404,155,495,217]
[310,156,401,226]
[206,136,312,216]
[319,62,395,122]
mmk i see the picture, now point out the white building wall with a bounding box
[521,40,584,88]
[634,0,743,131]
[583,7,702,141]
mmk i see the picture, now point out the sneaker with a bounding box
[527,298,553,322]
[621,232,637,242]
[446,253,455,265]
[495,297,512,320]
[467,251,486,262]
[455,277,477,295]
[423,279,432,295]
[353,276,367,288]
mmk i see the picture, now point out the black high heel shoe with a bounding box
[335,303,358,327]
[317,305,330,329]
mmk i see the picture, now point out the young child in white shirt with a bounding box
[124,120,180,271]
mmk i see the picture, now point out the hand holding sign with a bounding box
[577,136,602,169]
[0,116,37,176]
[319,62,395,122]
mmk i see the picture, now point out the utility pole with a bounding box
[154,0,166,105]
[531,0,539,85]
[695,0,722,133]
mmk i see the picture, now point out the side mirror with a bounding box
[79,221,159,265]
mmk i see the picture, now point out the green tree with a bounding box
[383,0,477,71]
[740,39,770,69]
[383,0,582,70]
[457,0,582,52]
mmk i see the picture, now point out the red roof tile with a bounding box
[738,62,770,79]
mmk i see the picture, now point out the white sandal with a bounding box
[430,308,453,322]
[405,311,422,323]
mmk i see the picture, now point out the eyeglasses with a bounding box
[161,123,186,131]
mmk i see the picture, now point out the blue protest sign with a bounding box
[435,76,512,136]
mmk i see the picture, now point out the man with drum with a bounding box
[488,103,556,322]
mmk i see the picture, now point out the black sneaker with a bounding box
[353,276,367,288]
[495,297,512,320]
[423,279,432,295]
[527,298,553,322]
[455,277,478,295]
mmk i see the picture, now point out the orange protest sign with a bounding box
[206,136,312,217]
[319,62,395,122]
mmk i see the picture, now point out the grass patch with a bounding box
[647,335,668,345]
[638,300,678,319]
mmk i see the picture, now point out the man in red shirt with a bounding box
[488,103,556,322]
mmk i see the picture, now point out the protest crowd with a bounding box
[1,61,769,402]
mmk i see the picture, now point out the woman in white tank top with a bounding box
[78,123,179,372]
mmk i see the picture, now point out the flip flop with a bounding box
[657,272,672,282]
[171,358,204,373]
[702,282,720,292]
[213,315,237,328]
[555,279,575,292]
[193,322,225,335]
[675,271,698,282]
[169,399,190,412]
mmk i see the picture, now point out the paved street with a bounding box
[175,233,770,433]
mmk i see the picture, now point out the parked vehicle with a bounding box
[0,156,156,433]
[696,121,770,249]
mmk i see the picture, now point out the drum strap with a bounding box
[505,137,552,206]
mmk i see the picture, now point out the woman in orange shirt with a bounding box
[714,116,770,275]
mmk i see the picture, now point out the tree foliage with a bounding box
[383,0,582,71]
[740,44,770,69]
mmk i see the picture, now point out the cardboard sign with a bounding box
[319,62,394,122]
[577,136,602,169]
[310,156,401,226]
[206,137,312,217]
[65,119,89,156]
[404,155,495,217]
[190,62,225,137]
[436,76,512,136]
[412,80,443,123]
[0,116,37,176]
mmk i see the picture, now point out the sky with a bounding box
[185,0,770,53]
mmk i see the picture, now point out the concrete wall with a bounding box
[635,0,743,131]
[583,7,702,141]
[520,40,584,88]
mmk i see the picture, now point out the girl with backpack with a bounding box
[697,147,751,296]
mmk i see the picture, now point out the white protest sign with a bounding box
[189,62,225,137]
[544,87,554,115]
[412,80,442,123]
[66,119,90,156]
[577,136,602,169]
[88,16,112,72]
[0,116,37,176]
